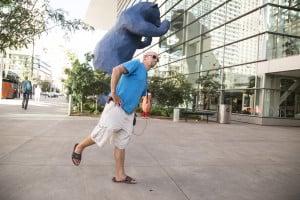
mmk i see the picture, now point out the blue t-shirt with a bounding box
[116,59,147,114]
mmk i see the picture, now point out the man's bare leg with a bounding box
[114,147,126,181]
[73,136,95,165]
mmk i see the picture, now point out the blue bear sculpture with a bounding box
[93,2,170,74]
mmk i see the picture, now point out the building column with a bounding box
[262,74,281,117]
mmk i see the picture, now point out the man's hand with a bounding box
[111,93,121,106]
[110,64,127,106]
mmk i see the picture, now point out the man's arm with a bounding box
[110,64,128,106]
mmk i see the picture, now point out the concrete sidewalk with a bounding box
[0,99,300,200]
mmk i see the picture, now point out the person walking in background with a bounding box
[71,52,159,184]
[34,85,41,102]
[21,76,32,110]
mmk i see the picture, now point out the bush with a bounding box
[135,106,142,113]
[83,99,105,114]
[149,73,194,109]
[150,106,164,116]
[83,100,96,113]
[150,105,173,117]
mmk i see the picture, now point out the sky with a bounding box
[35,0,107,88]
[49,0,89,19]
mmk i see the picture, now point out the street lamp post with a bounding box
[31,37,35,79]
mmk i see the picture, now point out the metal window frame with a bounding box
[136,2,300,58]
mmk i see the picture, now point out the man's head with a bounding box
[143,51,159,70]
[24,76,28,80]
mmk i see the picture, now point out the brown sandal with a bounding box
[112,176,137,184]
[71,143,81,166]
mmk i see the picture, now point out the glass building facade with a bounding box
[118,0,300,123]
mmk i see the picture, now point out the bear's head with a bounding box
[136,2,161,27]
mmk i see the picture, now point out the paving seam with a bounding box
[142,144,191,200]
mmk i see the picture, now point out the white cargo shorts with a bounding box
[90,101,134,149]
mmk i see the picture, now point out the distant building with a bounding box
[1,49,52,82]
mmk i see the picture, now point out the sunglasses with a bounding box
[149,55,159,62]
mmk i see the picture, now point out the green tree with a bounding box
[79,53,110,97]
[174,73,195,107]
[149,72,194,115]
[40,80,51,92]
[196,72,220,110]
[92,70,110,95]
[0,0,93,53]
[64,54,93,112]
[64,53,110,113]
